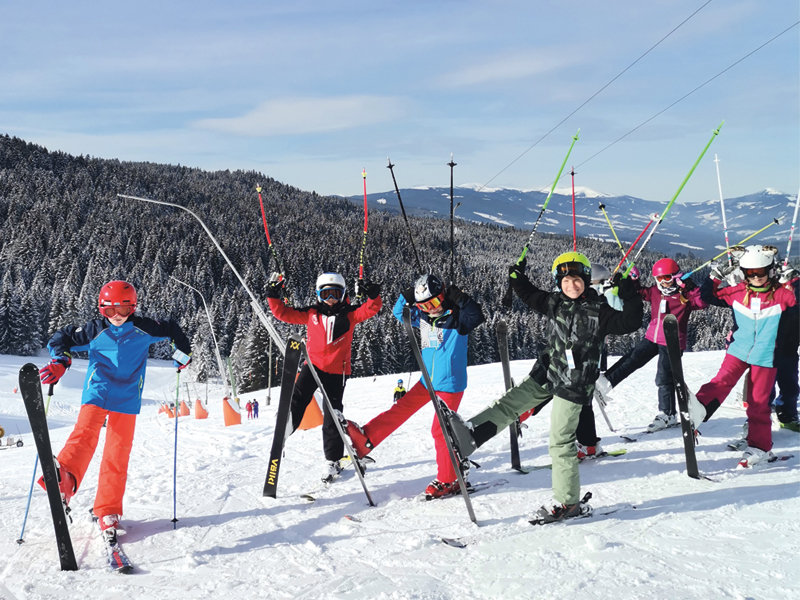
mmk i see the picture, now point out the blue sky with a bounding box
[1,1,797,202]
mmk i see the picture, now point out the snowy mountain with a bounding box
[355,187,798,257]
[1,352,798,599]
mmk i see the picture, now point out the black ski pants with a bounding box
[290,362,347,462]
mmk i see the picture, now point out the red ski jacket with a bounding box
[267,296,382,375]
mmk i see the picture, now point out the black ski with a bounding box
[496,319,526,472]
[18,363,78,571]
[402,306,477,524]
[263,334,303,497]
[662,314,700,479]
[299,342,375,506]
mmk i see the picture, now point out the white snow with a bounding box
[1,350,798,600]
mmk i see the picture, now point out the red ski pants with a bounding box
[696,353,777,451]
[362,382,464,482]
[57,403,137,518]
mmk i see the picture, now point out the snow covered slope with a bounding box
[0,351,798,599]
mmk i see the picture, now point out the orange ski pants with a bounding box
[57,403,137,519]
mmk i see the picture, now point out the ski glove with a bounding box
[508,258,527,280]
[710,262,738,281]
[266,273,285,299]
[779,263,799,284]
[401,286,416,305]
[40,357,71,385]
[356,278,381,300]
[614,273,637,301]
[445,283,466,306]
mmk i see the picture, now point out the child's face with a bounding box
[107,313,130,326]
[561,275,585,299]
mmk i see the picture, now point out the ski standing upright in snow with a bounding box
[496,319,526,472]
[263,334,303,498]
[18,363,78,571]
[401,306,477,523]
[662,314,701,479]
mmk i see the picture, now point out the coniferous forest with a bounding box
[0,135,733,393]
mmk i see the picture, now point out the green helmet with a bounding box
[551,251,592,286]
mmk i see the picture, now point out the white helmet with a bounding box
[315,272,346,296]
[739,245,778,278]
[590,264,612,285]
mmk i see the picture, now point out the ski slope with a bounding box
[0,350,798,600]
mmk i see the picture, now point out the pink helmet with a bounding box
[652,258,680,278]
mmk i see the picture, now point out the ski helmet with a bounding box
[739,245,778,280]
[397,379,403,385]
[98,280,137,318]
[315,272,346,302]
[414,273,445,312]
[551,252,591,287]
[652,258,680,278]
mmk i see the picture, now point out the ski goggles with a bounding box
[554,261,589,278]
[742,267,769,279]
[317,286,344,301]
[655,273,677,283]
[416,292,445,313]
[100,304,135,318]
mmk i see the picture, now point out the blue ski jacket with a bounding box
[47,316,191,415]
[393,291,484,393]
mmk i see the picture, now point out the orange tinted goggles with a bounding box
[742,268,769,279]
[416,293,444,313]
[100,304,135,318]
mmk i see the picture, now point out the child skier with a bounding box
[344,274,484,499]
[38,280,191,542]
[594,257,708,432]
[265,272,381,482]
[687,245,798,467]
[446,252,642,521]
[392,379,407,404]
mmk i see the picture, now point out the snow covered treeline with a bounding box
[0,135,733,390]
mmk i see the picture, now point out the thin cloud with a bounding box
[438,50,584,87]
[193,96,408,136]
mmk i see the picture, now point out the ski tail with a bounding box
[662,315,701,479]
[18,363,78,571]
[263,335,303,498]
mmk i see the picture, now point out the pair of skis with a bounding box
[19,363,133,573]
[262,334,374,507]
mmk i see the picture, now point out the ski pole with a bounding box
[356,169,369,299]
[448,154,457,283]
[713,155,733,265]
[172,368,181,529]
[624,121,724,276]
[571,167,577,251]
[594,393,615,433]
[612,214,658,275]
[681,217,781,279]
[503,130,579,306]
[783,188,800,266]
[256,185,292,305]
[516,129,580,265]
[386,158,423,271]
[599,203,636,269]
[17,383,54,544]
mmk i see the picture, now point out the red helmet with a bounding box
[652,258,680,278]
[98,280,137,318]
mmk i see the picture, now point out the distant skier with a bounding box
[246,400,253,420]
[345,274,485,499]
[38,280,191,542]
[392,379,406,404]
[446,252,642,522]
[593,257,708,432]
[687,245,798,467]
[252,398,260,419]
[265,272,381,482]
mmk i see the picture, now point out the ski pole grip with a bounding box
[48,384,54,396]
